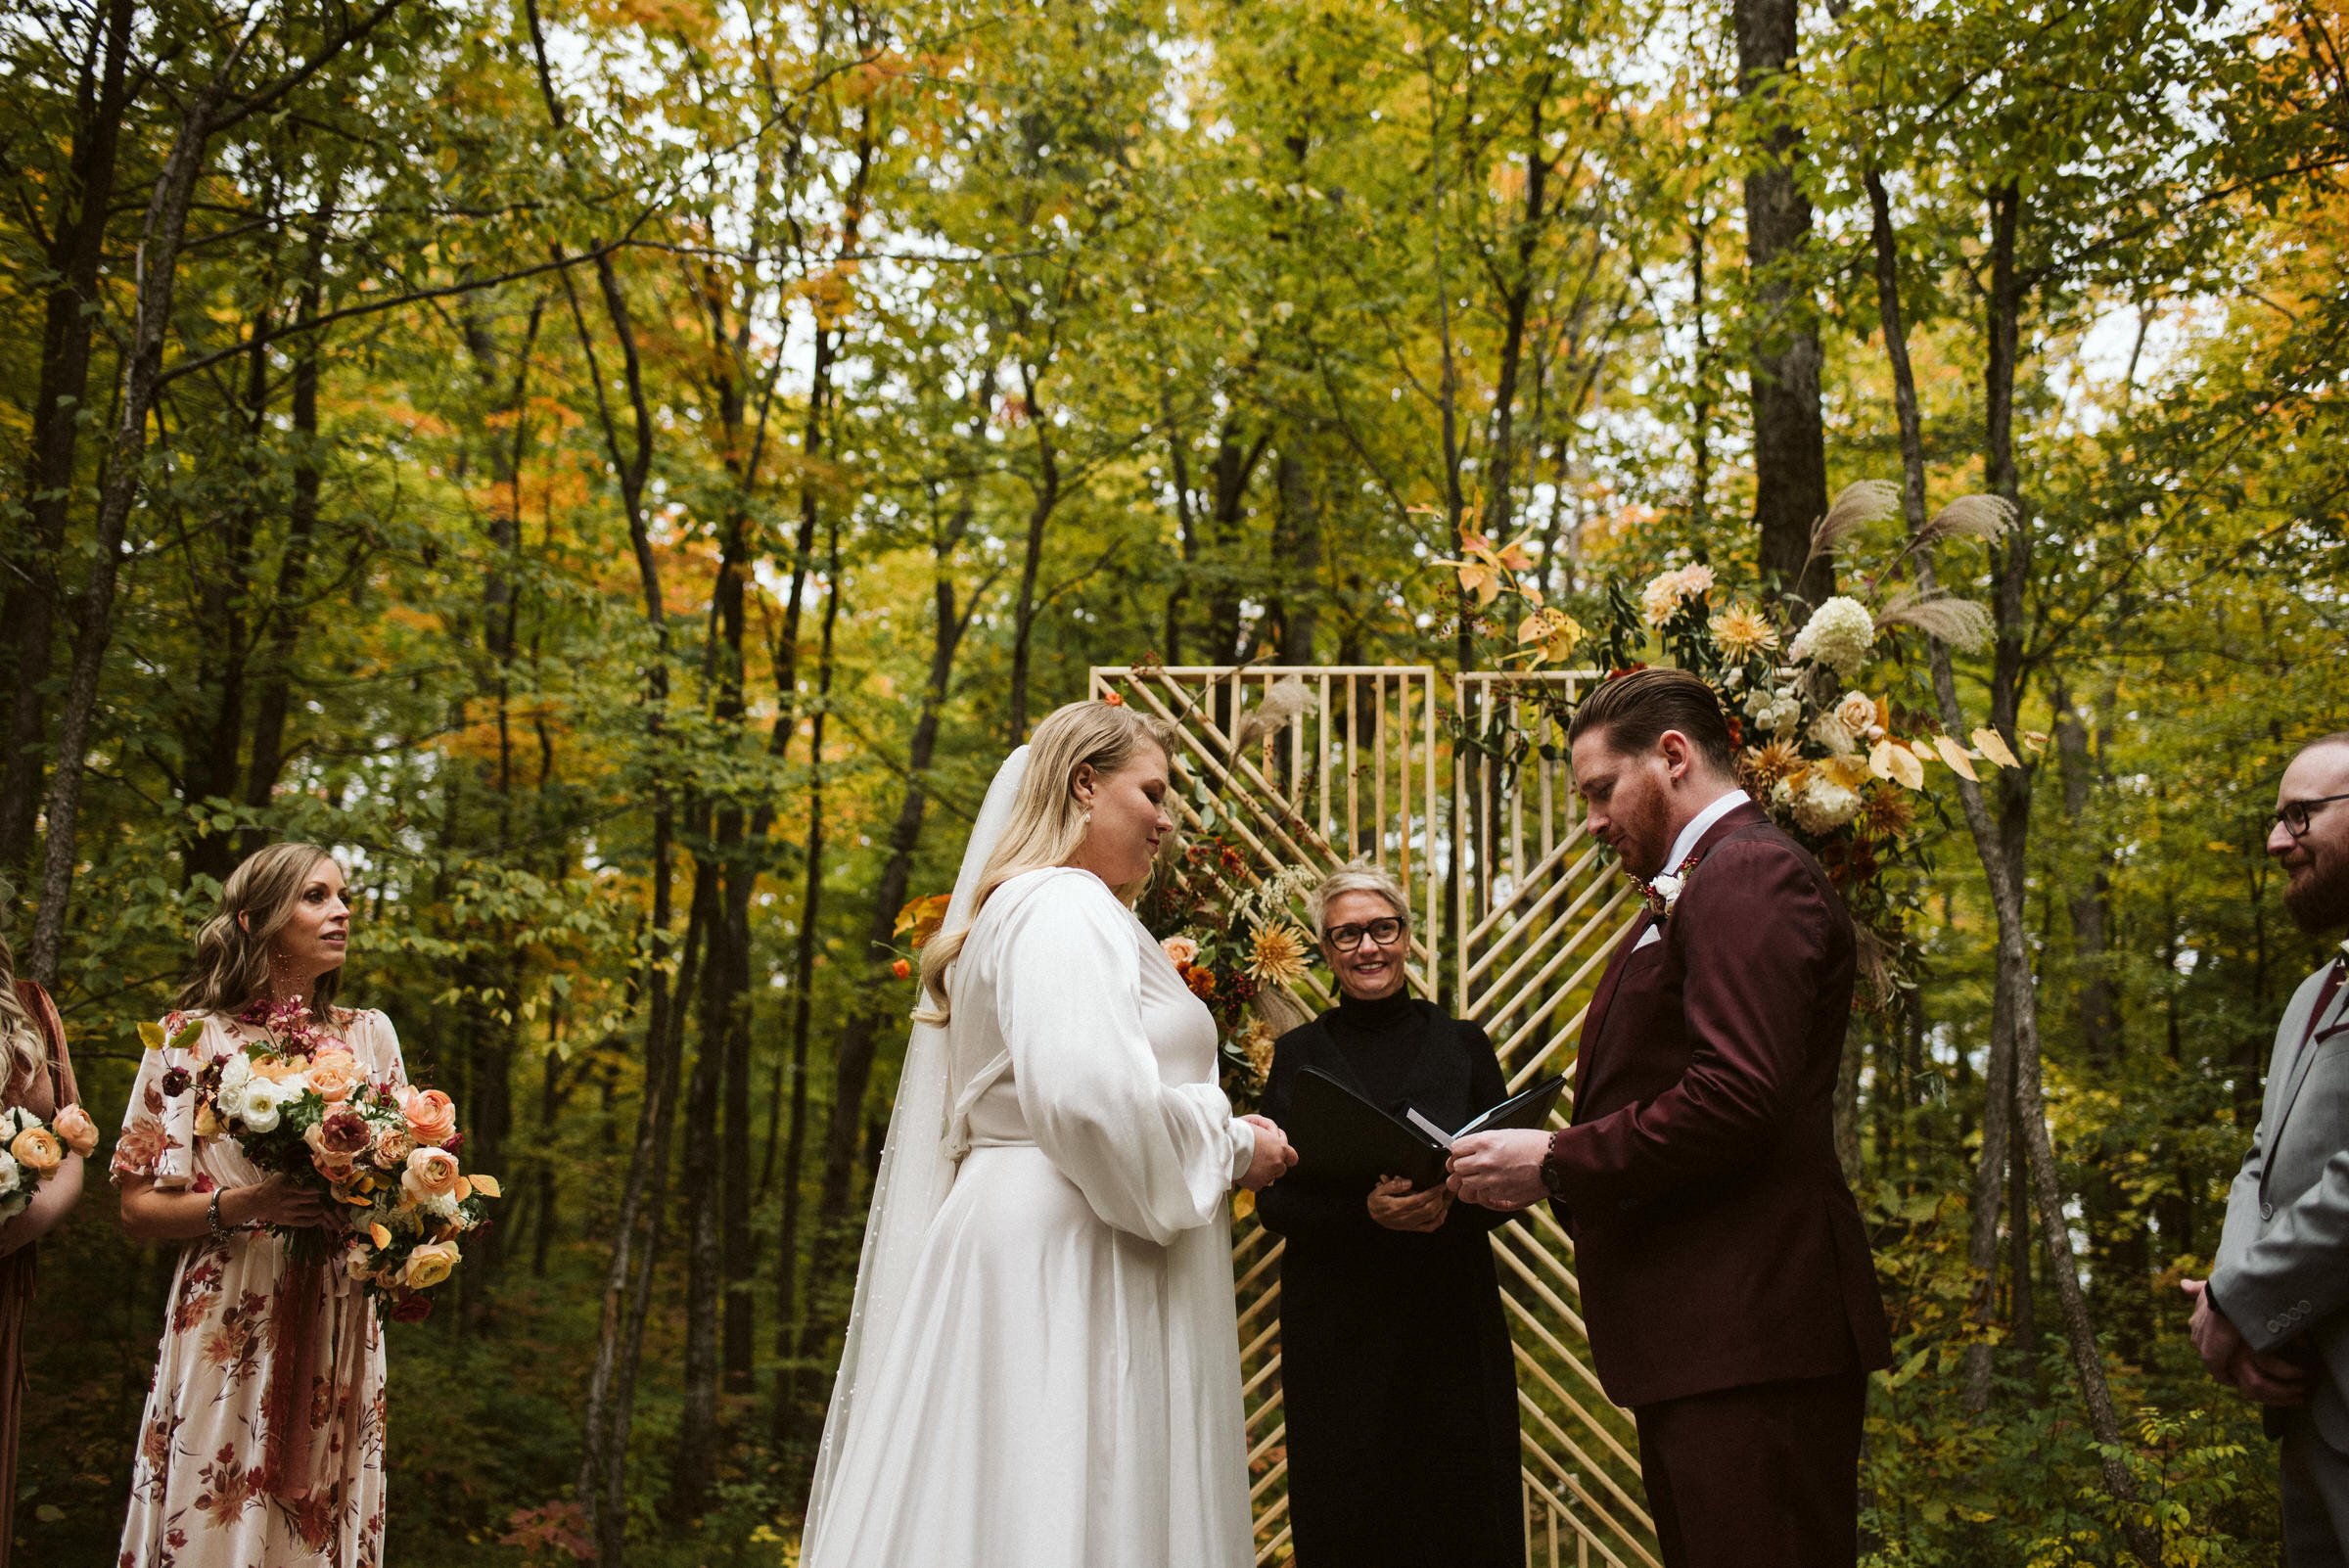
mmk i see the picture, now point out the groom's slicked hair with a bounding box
[1569,668,1738,776]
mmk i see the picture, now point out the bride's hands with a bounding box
[1237,1115,1298,1191]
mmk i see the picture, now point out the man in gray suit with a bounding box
[2190,731,2349,1561]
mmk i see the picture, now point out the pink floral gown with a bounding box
[113,1008,406,1568]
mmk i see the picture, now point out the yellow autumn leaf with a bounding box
[1971,727,2020,769]
[2205,840,2237,854]
[138,1021,166,1053]
[471,1173,503,1199]
[370,1222,392,1248]
[1231,1187,1257,1222]
[1870,739,1925,790]
[455,1176,473,1201]
[1933,735,1980,781]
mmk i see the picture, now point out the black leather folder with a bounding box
[1283,1067,1568,1193]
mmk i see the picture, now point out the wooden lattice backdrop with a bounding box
[1089,665,1659,1568]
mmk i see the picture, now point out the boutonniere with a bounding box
[1638,851,1702,918]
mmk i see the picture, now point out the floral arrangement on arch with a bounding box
[1135,838,1321,1111]
[1439,480,2040,998]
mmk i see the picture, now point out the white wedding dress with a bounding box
[802,859,1258,1568]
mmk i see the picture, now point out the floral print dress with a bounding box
[113,1008,406,1568]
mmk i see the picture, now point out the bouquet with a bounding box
[164,1000,499,1319]
[0,1101,99,1222]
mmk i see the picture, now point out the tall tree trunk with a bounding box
[1,0,134,876]
[774,509,843,1444]
[670,847,729,1519]
[1272,446,1321,664]
[28,87,224,985]
[1865,167,2159,1565]
[1733,0,1830,604]
[1005,368,1061,745]
[805,550,987,1342]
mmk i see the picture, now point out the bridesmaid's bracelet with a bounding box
[207,1189,230,1240]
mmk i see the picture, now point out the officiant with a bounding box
[1257,863,1523,1568]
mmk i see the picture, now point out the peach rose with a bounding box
[374,1127,416,1167]
[9,1127,62,1176]
[397,1087,457,1148]
[52,1104,98,1158]
[304,1050,361,1104]
[401,1239,461,1290]
[251,1054,307,1084]
[1161,936,1200,968]
[401,1146,463,1203]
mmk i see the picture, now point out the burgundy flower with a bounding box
[319,1110,372,1157]
[161,1067,192,1097]
[390,1292,433,1323]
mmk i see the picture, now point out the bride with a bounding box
[801,699,1297,1568]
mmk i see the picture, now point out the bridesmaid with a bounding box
[0,925,92,1568]
[115,843,408,1566]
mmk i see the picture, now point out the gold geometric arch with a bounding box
[1089,665,1657,1568]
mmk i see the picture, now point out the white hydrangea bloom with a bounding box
[1809,712,1858,757]
[1789,596,1875,676]
[1762,696,1804,737]
[1793,776,1863,833]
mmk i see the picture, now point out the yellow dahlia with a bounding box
[1858,787,1915,842]
[1709,603,1779,661]
[1247,924,1313,986]
[1742,740,1806,786]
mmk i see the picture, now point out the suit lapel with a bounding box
[1573,909,1653,1116]
[2270,961,2349,1148]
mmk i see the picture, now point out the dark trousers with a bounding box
[1632,1369,1867,1568]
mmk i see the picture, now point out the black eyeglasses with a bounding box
[1325,917,1406,951]
[2276,794,2349,839]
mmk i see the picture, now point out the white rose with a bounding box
[218,1052,253,1094]
[1834,691,1880,740]
[0,1107,34,1140]
[0,1149,21,1196]
[240,1079,288,1133]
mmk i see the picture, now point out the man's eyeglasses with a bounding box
[1325,916,1406,951]
[2275,793,2349,839]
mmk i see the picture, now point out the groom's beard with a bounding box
[2284,848,2349,936]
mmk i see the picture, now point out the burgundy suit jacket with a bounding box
[1543,801,1891,1408]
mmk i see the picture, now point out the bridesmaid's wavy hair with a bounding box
[177,842,345,1025]
[915,701,1176,1024]
[0,909,38,1094]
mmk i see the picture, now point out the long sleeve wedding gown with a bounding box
[801,865,1258,1568]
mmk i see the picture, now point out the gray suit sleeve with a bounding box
[2211,1147,2349,1353]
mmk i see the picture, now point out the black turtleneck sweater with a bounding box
[1256,989,1522,1568]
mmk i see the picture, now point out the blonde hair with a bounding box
[177,842,345,1025]
[1306,861,1411,940]
[0,912,38,1096]
[916,702,1176,1024]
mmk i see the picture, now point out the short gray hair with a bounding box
[1306,862,1411,939]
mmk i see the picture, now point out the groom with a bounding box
[1449,669,1890,1568]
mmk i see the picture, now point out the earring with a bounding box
[1082,808,1094,826]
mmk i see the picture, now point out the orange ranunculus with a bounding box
[52,1104,98,1158]
[9,1127,62,1176]
[891,958,912,979]
[304,1049,361,1103]
[401,1146,462,1203]
[397,1087,457,1147]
